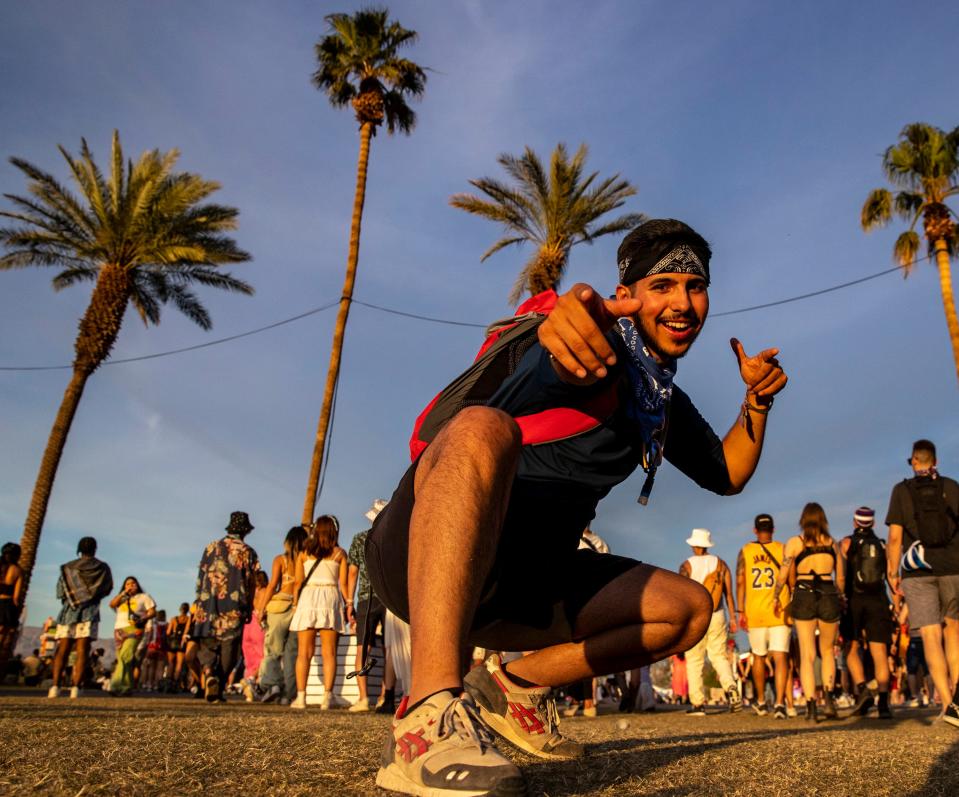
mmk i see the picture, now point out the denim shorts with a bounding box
[790,580,841,623]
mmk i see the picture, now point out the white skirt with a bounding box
[290,585,348,633]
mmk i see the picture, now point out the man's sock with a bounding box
[381,687,395,703]
[952,683,959,706]
[403,687,461,716]
[878,691,889,709]
[855,681,867,695]
[501,662,541,689]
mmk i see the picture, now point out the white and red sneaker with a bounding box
[463,654,584,760]
[375,690,525,796]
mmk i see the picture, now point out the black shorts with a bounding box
[906,637,926,675]
[790,580,841,623]
[844,593,893,645]
[0,600,19,628]
[366,459,640,651]
[356,594,386,648]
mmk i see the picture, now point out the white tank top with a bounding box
[303,556,340,587]
[686,554,719,585]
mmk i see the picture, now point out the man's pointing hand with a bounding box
[539,284,642,383]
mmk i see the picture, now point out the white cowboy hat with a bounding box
[365,498,388,523]
[685,528,714,548]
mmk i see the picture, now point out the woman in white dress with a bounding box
[290,515,352,709]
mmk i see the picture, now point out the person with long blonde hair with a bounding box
[290,515,351,709]
[775,502,844,721]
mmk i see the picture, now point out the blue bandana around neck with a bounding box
[615,318,676,446]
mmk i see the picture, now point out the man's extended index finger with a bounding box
[602,297,643,319]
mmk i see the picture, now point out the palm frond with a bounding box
[861,188,892,230]
[51,265,98,291]
[893,230,921,271]
[893,191,924,223]
[480,236,528,262]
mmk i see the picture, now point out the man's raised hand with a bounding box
[729,337,788,400]
[538,284,643,383]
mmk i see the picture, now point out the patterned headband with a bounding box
[619,244,709,286]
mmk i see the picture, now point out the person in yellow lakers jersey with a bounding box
[737,513,791,718]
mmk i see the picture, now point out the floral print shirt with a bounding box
[192,535,259,639]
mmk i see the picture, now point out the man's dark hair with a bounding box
[77,536,97,556]
[912,439,936,463]
[617,219,712,285]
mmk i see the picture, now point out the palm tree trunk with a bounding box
[302,122,374,523]
[8,263,129,651]
[933,238,959,387]
[16,367,92,611]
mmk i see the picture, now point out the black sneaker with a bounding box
[751,702,768,717]
[773,704,787,719]
[822,693,838,719]
[375,691,526,796]
[877,703,893,719]
[726,686,743,713]
[463,654,583,760]
[852,689,875,716]
[686,704,706,716]
[204,676,220,703]
[941,702,959,728]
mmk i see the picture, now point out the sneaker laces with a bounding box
[436,697,496,750]
[541,695,561,735]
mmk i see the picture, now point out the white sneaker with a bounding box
[290,694,306,710]
[786,705,798,718]
[320,692,332,710]
[375,691,524,796]
[349,696,371,712]
[69,686,80,699]
[47,686,60,699]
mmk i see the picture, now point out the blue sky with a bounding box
[2,0,958,626]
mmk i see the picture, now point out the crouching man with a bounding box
[368,219,788,796]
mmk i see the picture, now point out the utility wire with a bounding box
[0,299,341,372]
[0,257,928,372]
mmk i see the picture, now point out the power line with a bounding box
[0,299,341,371]
[0,257,927,372]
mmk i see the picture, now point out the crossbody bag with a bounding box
[758,542,794,626]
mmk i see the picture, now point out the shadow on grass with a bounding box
[525,723,857,797]
[907,735,959,797]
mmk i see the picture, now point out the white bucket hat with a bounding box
[685,528,714,548]
[365,498,388,523]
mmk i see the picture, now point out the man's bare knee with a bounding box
[422,407,521,470]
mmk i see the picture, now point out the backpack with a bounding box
[701,561,725,611]
[847,529,886,594]
[410,290,620,458]
[904,477,959,548]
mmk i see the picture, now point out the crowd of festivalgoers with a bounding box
[0,438,956,731]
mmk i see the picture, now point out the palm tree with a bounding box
[861,123,959,385]
[0,131,252,619]
[451,143,645,305]
[304,7,426,523]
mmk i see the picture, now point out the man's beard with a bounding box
[636,311,702,362]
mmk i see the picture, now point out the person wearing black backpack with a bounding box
[840,507,894,719]
[885,439,959,728]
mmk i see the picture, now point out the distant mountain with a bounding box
[14,626,115,658]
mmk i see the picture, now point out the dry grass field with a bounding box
[2,690,957,796]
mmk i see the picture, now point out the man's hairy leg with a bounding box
[407,406,520,706]
[943,617,959,692]
[507,566,711,686]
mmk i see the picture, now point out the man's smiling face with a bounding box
[616,272,709,362]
